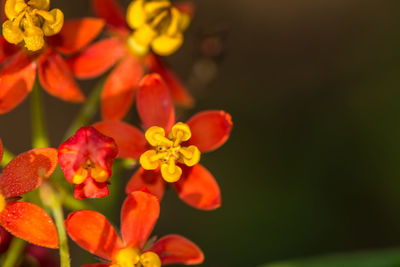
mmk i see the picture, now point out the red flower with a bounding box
[0,16,105,114]
[58,126,118,199]
[93,74,233,210]
[66,191,204,267]
[67,0,195,121]
[0,139,59,248]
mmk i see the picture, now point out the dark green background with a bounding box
[2,0,400,266]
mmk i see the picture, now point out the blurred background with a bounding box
[2,0,400,266]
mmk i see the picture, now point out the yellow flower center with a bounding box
[126,0,190,56]
[140,122,200,183]
[72,158,108,184]
[0,194,6,213]
[2,0,64,51]
[111,247,161,267]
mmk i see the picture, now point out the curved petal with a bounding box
[65,210,123,260]
[91,0,129,33]
[0,201,58,248]
[137,74,175,131]
[145,55,194,107]
[74,178,109,200]
[101,55,143,120]
[148,234,204,265]
[174,165,221,210]
[93,121,148,159]
[37,49,85,102]
[125,168,165,200]
[186,110,233,153]
[0,148,58,198]
[67,37,125,79]
[121,191,159,249]
[48,18,105,55]
[0,51,36,114]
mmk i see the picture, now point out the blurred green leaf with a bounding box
[260,248,400,267]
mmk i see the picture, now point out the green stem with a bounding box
[1,148,14,167]
[63,78,105,140]
[30,80,49,148]
[2,238,26,267]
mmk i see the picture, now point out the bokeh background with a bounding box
[2,0,400,266]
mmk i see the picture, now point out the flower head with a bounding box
[0,139,59,248]
[66,191,204,266]
[3,0,64,51]
[58,126,118,199]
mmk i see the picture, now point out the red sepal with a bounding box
[74,178,110,199]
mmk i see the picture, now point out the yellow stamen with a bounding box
[0,194,6,213]
[113,247,140,267]
[72,159,109,184]
[140,251,161,267]
[140,150,160,170]
[72,167,88,185]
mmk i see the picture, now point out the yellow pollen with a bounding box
[126,0,190,56]
[140,122,200,182]
[112,248,161,267]
[0,194,6,213]
[2,0,64,51]
[72,159,108,184]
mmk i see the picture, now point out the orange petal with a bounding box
[74,178,109,200]
[0,148,58,198]
[125,168,165,201]
[48,18,105,55]
[91,0,129,33]
[101,55,143,120]
[93,120,148,159]
[186,110,233,153]
[65,210,123,260]
[148,234,204,265]
[121,191,159,249]
[174,165,221,210]
[0,201,58,248]
[137,74,175,131]
[0,51,36,114]
[146,54,194,107]
[37,49,85,103]
[67,37,125,79]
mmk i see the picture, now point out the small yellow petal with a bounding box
[144,1,170,17]
[72,168,88,184]
[126,0,145,30]
[179,12,191,32]
[2,20,24,45]
[151,33,183,56]
[28,0,50,10]
[42,8,64,36]
[145,126,173,146]
[140,150,160,170]
[114,247,140,267]
[180,145,201,167]
[140,251,161,267]
[161,160,182,183]
[90,164,109,183]
[169,122,191,142]
[166,7,180,36]
[23,24,45,51]
[5,0,26,20]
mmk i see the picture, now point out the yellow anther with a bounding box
[126,0,190,56]
[140,251,161,267]
[169,122,191,145]
[145,126,172,146]
[72,167,88,185]
[140,150,160,170]
[0,194,6,213]
[179,145,200,167]
[114,247,140,267]
[161,158,182,183]
[90,164,109,183]
[2,0,64,51]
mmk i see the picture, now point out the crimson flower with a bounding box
[58,126,118,199]
[66,191,203,267]
[0,139,59,248]
[0,9,105,114]
[66,0,195,121]
[94,74,233,210]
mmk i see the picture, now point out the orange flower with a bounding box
[0,139,59,248]
[67,0,195,121]
[66,191,204,267]
[0,2,105,114]
[58,126,118,199]
[94,74,233,210]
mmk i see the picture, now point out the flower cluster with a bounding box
[0,0,232,266]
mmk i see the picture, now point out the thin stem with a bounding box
[2,238,26,267]
[63,78,105,140]
[30,80,49,148]
[0,148,14,167]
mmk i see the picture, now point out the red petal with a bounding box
[0,51,36,114]
[91,0,129,33]
[0,148,58,198]
[48,18,105,55]
[121,191,159,249]
[93,121,148,159]
[149,234,204,265]
[174,165,221,210]
[37,49,84,102]
[0,201,58,248]
[125,168,165,200]
[187,110,233,153]
[74,178,109,199]
[0,37,18,65]
[137,74,175,131]
[67,38,125,79]
[65,210,123,260]
[146,55,194,107]
[101,55,143,120]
